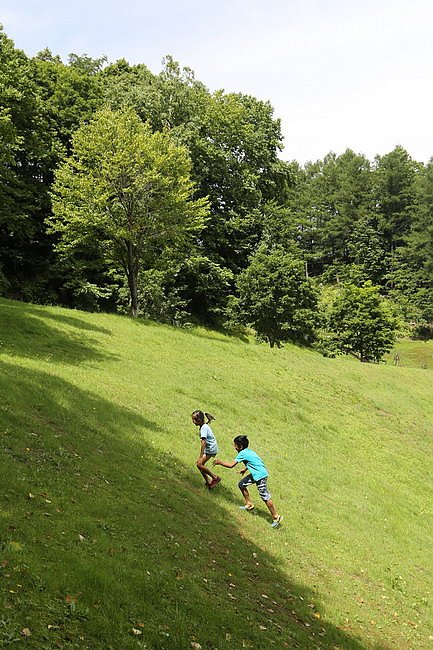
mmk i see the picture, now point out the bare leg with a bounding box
[196,454,218,483]
[239,485,254,509]
[264,498,279,520]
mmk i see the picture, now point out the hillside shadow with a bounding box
[0,360,391,650]
[37,310,112,335]
[0,299,117,364]
[185,325,251,345]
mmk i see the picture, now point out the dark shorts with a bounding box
[238,474,271,501]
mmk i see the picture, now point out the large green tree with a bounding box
[0,28,55,299]
[49,108,208,316]
[285,150,377,279]
[100,59,291,320]
[374,146,419,262]
[388,158,433,331]
[232,245,319,348]
[328,282,397,362]
[33,49,104,156]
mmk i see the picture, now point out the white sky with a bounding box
[2,0,433,164]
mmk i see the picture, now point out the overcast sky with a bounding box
[2,0,433,164]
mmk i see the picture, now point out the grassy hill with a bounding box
[1,297,432,649]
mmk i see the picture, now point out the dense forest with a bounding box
[1,27,432,358]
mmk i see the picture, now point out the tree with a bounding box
[0,28,57,300]
[232,245,319,348]
[33,49,104,156]
[101,59,291,285]
[388,158,433,334]
[48,108,208,316]
[328,282,397,362]
[285,150,377,279]
[374,146,418,258]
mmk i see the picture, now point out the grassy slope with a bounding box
[385,338,433,370]
[0,297,432,650]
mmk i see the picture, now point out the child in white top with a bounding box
[191,410,221,489]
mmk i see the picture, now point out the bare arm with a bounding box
[196,438,207,461]
[213,459,238,469]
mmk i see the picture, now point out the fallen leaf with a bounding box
[191,643,202,649]
[21,628,31,637]
[65,594,78,604]
[131,628,142,636]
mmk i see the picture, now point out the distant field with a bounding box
[1,297,432,649]
[387,339,433,370]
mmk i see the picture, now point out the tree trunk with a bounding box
[130,275,138,318]
[127,244,138,318]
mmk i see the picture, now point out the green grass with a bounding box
[1,297,432,649]
[386,338,433,370]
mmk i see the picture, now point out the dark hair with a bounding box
[191,410,215,426]
[234,435,249,450]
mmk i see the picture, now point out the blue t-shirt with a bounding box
[200,423,218,455]
[235,448,268,481]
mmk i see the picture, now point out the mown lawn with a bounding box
[1,297,432,649]
[386,338,433,370]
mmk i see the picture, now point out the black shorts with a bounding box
[238,474,271,501]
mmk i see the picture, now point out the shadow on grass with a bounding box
[0,298,117,365]
[0,360,390,650]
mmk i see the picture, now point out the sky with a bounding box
[2,0,433,165]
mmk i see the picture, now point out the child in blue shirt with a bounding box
[214,435,282,528]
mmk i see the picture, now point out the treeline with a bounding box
[1,27,432,359]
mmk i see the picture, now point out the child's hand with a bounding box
[238,468,247,475]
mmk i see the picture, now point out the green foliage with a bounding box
[174,255,234,324]
[387,158,433,330]
[133,267,189,325]
[0,30,107,303]
[233,245,319,347]
[101,58,291,279]
[33,49,104,155]
[0,29,55,298]
[328,281,398,361]
[374,146,419,253]
[0,23,433,338]
[286,150,377,275]
[49,108,209,316]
